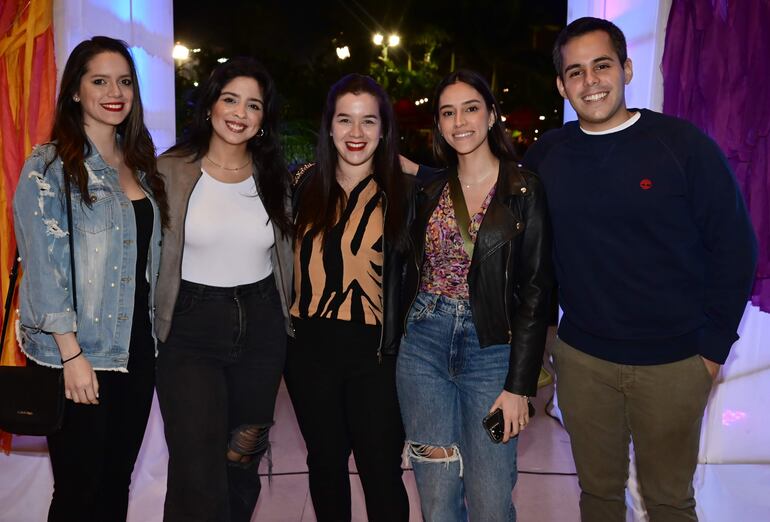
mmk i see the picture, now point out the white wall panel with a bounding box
[53,0,175,150]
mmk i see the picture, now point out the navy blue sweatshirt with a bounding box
[522,109,757,365]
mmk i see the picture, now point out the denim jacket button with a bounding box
[90,195,97,203]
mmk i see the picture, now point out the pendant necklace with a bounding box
[458,171,493,189]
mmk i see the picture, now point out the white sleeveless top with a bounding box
[182,170,274,286]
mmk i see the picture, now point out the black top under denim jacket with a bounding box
[405,161,554,396]
[292,165,414,358]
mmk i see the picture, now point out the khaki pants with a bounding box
[552,338,714,522]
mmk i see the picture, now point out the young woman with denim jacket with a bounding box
[12,36,167,521]
[153,57,293,522]
[397,70,553,521]
[284,74,410,522]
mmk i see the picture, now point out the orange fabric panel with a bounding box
[0,0,56,452]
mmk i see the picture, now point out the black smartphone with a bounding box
[482,408,504,443]
[482,401,536,444]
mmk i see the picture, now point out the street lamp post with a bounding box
[373,32,400,61]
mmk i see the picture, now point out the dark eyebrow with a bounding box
[335,112,379,119]
[439,98,483,111]
[563,55,615,75]
[592,55,615,64]
[88,73,131,78]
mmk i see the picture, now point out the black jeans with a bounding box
[284,317,409,522]
[46,312,155,522]
[156,276,286,522]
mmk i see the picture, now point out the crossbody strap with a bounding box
[0,250,21,356]
[447,172,475,261]
[62,172,78,313]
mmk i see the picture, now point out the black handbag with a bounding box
[0,171,79,436]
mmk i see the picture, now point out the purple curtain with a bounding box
[662,0,769,312]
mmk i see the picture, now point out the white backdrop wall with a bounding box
[53,0,176,150]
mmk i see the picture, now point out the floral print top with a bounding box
[420,182,496,299]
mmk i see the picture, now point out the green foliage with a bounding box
[280,119,317,167]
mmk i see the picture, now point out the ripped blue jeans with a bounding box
[397,292,518,522]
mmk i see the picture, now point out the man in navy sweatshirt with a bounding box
[522,17,757,522]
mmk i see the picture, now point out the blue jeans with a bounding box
[397,292,518,522]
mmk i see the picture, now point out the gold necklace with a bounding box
[458,171,494,189]
[205,155,251,172]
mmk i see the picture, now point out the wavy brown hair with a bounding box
[49,36,168,227]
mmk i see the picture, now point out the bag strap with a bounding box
[0,249,21,357]
[447,171,475,260]
[62,172,78,313]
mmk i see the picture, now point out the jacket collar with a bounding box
[83,135,120,171]
[82,135,149,183]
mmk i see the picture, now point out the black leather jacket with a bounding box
[292,165,412,358]
[403,161,553,395]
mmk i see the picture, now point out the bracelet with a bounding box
[61,348,83,364]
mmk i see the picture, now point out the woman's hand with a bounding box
[63,355,100,404]
[489,390,529,443]
[54,333,100,405]
[399,154,419,176]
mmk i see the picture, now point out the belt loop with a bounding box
[428,292,438,313]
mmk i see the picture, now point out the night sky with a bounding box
[173,0,567,159]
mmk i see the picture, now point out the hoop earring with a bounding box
[256,128,265,138]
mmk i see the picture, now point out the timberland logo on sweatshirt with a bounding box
[639,178,653,190]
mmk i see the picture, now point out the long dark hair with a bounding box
[296,73,407,249]
[167,57,291,235]
[432,70,517,166]
[50,36,168,227]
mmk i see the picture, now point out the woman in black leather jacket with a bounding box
[397,69,553,521]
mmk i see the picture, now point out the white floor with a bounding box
[2,324,770,521]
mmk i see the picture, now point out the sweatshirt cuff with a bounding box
[698,324,739,364]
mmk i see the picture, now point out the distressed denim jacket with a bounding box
[12,143,162,371]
